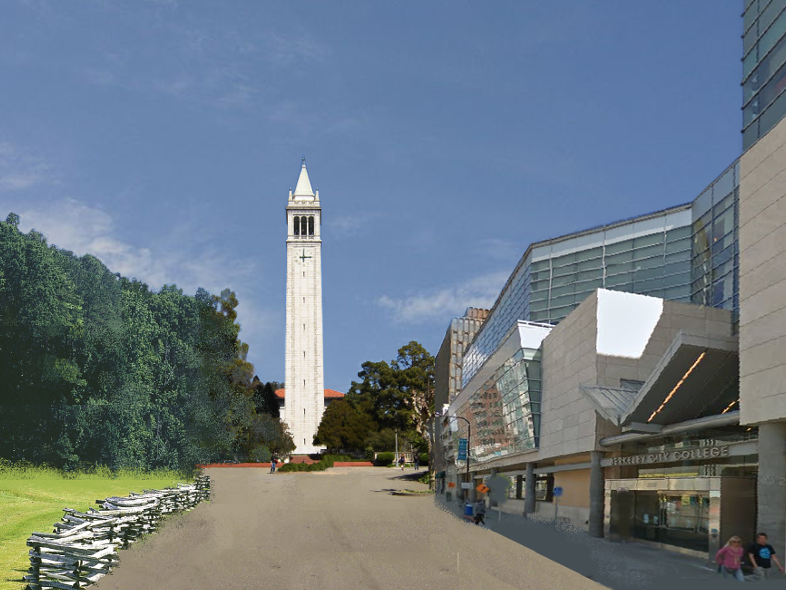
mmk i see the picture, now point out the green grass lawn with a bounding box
[0,464,195,590]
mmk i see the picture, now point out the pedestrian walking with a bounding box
[474,499,486,525]
[747,532,784,581]
[414,456,419,471]
[269,458,276,474]
[715,535,744,581]
[399,455,405,471]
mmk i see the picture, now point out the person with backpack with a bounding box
[715,535,744,581]
[269,458,277,474]
[399,455,405,471]
[748,532,785,581]
[414,455,419,471]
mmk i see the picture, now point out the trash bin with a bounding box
[464,503,474,517]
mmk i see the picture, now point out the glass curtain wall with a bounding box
[528,227,692,324]
[457,347,542,463]
[690,161,740,331]
[743,0,786,150]
[462,262,532,387]
[462,211,692,388]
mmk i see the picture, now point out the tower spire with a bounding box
[293,157,314,198]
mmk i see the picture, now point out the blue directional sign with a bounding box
[457,438,468,461]
[553,486,563,497]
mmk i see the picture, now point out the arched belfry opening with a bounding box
[308,216,314,236]
[293,216,300,236]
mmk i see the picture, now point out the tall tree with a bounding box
[313,399,377,453]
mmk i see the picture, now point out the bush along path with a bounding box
[23,475,210,590]
[276,455,371,472]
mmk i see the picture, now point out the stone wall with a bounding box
[739,114,786,425]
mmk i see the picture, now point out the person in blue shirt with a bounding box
[748,532,784,581]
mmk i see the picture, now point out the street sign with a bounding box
[476,484,490,493]
[553,486,563,497]
[461,482,472,489]
[457,438,468,461]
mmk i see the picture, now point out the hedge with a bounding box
[373,452,395,466]
[276,454,356,473]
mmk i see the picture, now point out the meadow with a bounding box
[0,460,195,590]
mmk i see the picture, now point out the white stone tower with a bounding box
[284,158,325,455]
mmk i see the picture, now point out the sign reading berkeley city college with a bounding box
[609,444,730,467]
[457,438,468,461]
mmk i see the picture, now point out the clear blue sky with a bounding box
[0,1,742,392]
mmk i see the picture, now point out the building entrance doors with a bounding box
[632,491,710,552]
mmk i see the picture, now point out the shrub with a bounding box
[374,452,395,466]
[419,453,429,466]
[248,445,272,463]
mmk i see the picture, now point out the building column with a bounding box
[524,463,536,517]
[757,422,786,555]
[589,451,604,538]
[516,474,523,500]
[488,468,497,507]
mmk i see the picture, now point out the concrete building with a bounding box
[434,308,489,476]
[283,159,326,455]
[432,4,786,562]
[738,100,786,557]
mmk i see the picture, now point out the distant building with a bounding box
[434,308,489,475]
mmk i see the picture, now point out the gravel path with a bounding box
[91,466,607,590]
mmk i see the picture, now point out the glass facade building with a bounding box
[451,346,543,464]
[462,205,693,387]
[690,159,741,329]
[742,0,786,150]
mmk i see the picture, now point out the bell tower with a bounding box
[284,158,325,455]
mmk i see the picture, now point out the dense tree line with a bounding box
[313,341,435,458]
[0,213,293,471]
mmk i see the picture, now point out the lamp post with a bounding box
[436,411,471,502]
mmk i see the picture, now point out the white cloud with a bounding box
[0,142,56,192]
[12,197,258,296]
[377,271,509,324]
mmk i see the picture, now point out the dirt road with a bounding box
[92,466,606,590]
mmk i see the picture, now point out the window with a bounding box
[534,475,554,502]
[301,216,308,236]
[620,379,644,392]
[293,216,300,235]
[308,216,315,235]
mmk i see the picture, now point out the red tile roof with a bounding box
[274,388,344,399]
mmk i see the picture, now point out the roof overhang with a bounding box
[620,331,739,427]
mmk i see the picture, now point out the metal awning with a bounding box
[620,331,739,427]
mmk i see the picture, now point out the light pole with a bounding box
[395,429,398,463]
[436,411,471,502]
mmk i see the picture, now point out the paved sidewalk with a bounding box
[434,493,772,589]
